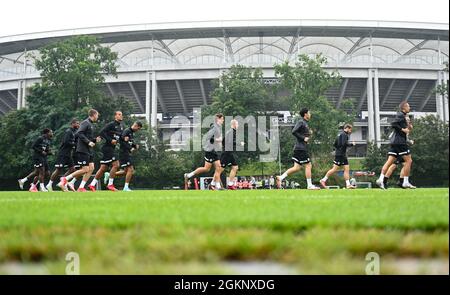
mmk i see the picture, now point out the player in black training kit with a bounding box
[46,119,80,191]
[89,111,124,192]
[320,124,356,189]
[59,109,101,192]
[383,114,415,189]
[376,101,416,189]
[115,121,143,191]
[218,119,244,190]
[184,113,224,190]
[18,128,53,192]
[276,108,320,190]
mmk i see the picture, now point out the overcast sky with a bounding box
[0,0,448,37]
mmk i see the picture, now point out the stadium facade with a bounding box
[0,20,448,155]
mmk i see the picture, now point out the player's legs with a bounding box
[115,170,126,177]
[380,156,397,175]
[376,155,397,189]
[385,163,397,178]
[105,160,120,190]
[228,165,239,186]
[93,164,109,181]
[320,164,340,188]
[82,163,95,183]
[304,162,319,189]
[277,163,301,188]
[123,166,134,191]
[400,154,415,188]
[212,160,223,189]
[68,165,89,180]
[343,165,355,188]
[37,167,47,191]
[187,161,213,178]
[19,169,37,189]
[50,168,63,182]
[401,154,412,177]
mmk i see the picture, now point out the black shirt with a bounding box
[334,130,353,157]
[292,118,311,151]
[100,120,124,148]
[390,111,408,145]
[222,128,238,154]
[58,127,77,156]
[120,128,137,155]
[76,118,96,155]
[32,136,51,158]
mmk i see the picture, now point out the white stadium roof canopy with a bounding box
[0,19,448,56]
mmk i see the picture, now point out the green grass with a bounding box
[0,188,448,274]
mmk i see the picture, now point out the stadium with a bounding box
[0,19,448,276]
[0,19,448,154]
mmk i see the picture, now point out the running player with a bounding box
[320,124,356,189]
[382,114,415,189]
[58,109,101,192]
[276,108,320,190]
[184,113,224,190]
[118,121,143,191]
[46,119,80,191]
[18,128,53,192]
[219,119,244,190]
[88,111,124,192]
[376,101,416,189]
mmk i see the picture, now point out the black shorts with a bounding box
[119,153,133,168]
[73,154,81,169]
[33,156,49,171]
[100,146,118,165]
[54,153,74,168]
[394,156,405,165]
[388,144,411,157]
[292,150,311,165]
[77,152,94,167]
[220,153,238,168]
[204,151,219,163]
[333,156,349,166]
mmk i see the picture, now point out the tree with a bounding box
[274,54,356,156]
[33,35,118,109]
[436,61,449,98]
[203,65,273,117]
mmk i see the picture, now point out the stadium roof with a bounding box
[0,19,448,56]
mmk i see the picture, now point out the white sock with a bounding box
[228,181,234,186]
[378,173,385,182]
[403,177,409,185]
[40,183,46,190]
[124,183,129,189]
[108,178,114,186]
[69,178,76,185]
[187,172,195,178]
[90,178,98,186]
[216,182,221,189]
[47,180,53,187]
[280,172,288,181]
[21,177,28,182]
[66,174,74,181]
[306,178,313,187]
[346,180,351,186]
[80,180,86,188]
[321,176,328,182]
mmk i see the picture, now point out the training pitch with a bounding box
[0,188,448,274]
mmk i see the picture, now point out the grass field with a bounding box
[0,188,448,274]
